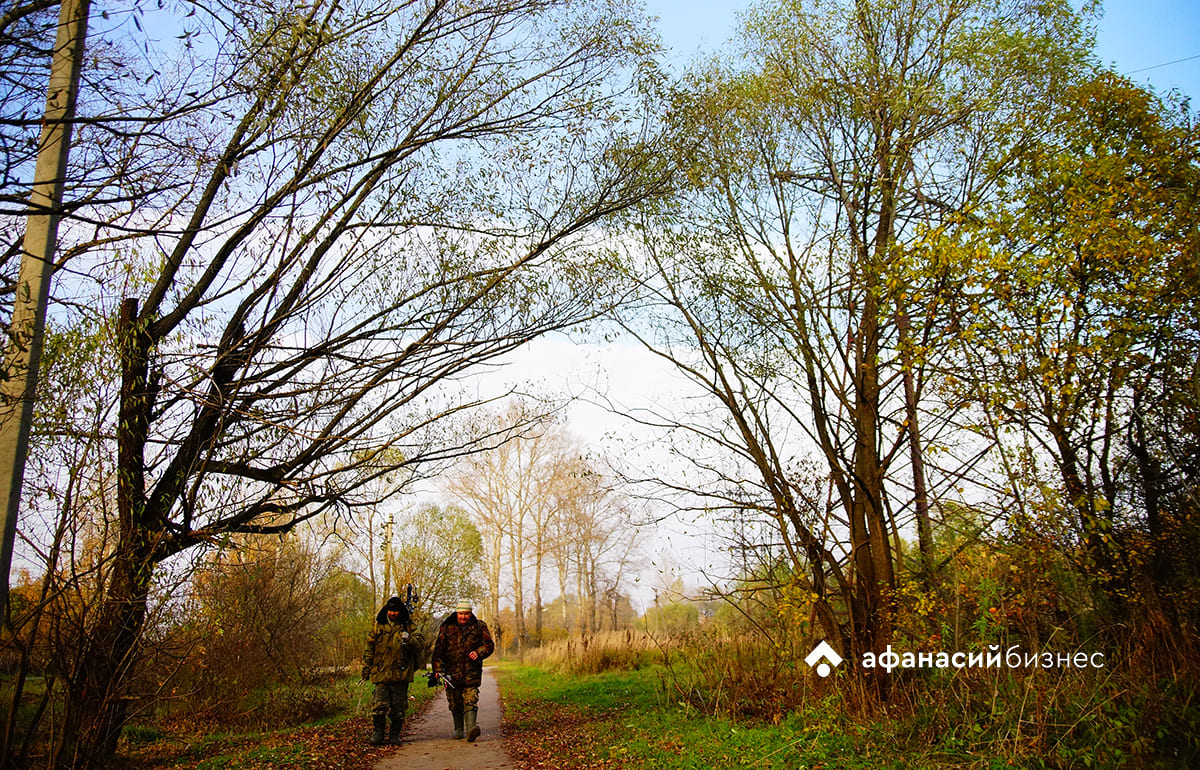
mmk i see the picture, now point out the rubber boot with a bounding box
[370,714,386,746]
[465,707,480,743]
[388,717,403,745]
[451,709,464,739]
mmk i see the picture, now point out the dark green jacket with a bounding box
[431,612,494,689]
[362,604,424,684]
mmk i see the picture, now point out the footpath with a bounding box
[373,667,513,770]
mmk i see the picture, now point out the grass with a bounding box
[12,639,1196,768]
[113,673,440,769]
[524,630,665,675]
[496,652,1200,769]
[497,661,908,769]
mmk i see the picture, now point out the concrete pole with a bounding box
[382,514,394,599]
[0,0,91,620]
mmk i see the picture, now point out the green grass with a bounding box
[497,662,921,769]
[112,656,1190,769]
[497,659,1200,769]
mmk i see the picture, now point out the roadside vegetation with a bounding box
[114,673,435,769]
[503,632,1198,769]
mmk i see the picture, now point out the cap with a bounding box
[455,599,473,613]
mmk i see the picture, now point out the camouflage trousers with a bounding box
[371,681,410,720]
[445,686,480,715]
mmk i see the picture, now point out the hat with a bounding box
[455,599,473,613]
[385,596,404,612]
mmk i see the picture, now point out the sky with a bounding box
[104,0,1197,610]
[643,0,1200,102]
[485,0,1200,606]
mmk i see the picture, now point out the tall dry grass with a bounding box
[518,625,1199,764]
[524,629,666,674]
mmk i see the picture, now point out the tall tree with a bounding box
[9,0,667,763]
[625,0,1090,674]
[444,402,567,651]
[947,72,1200,635]
[550,453,638,634]
[389,503,484,625]
[446,406,639,642]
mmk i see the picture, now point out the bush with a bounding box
[273,687,336,725]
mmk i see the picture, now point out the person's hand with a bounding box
[402,631,409,639]
[468,650,478,660]
[360,668,369,682]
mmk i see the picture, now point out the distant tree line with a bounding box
[444,401,643,654]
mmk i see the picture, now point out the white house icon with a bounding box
[804,640,843,677]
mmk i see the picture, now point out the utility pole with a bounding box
[0,0,91,620]
[381,514,394,600]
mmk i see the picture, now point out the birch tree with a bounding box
[550,452,638,634]
[446,408,640,641]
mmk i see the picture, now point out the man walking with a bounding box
[362,596,424,745]
[431,599,495,741]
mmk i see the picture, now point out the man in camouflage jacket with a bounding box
[362,596,424,745]
[431,599,494,741]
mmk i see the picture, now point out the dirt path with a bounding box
[373,667,513,770]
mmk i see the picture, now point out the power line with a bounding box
[1124,52,1200,75]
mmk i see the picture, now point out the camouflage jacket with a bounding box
[431,612,494,689]
[362,605,425,684]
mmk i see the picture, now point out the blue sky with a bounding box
[644,0,1200,102]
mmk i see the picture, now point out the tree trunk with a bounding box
[557,559,569,629]
[584,557,597,635]
[575,559,587,634]
[533,558,543,646]
[58,299,162,766]
[485,529,502,628]
[509,528,525,656]
[850,239,895,688]
[62,541,157,766]
[897,307,935,586]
